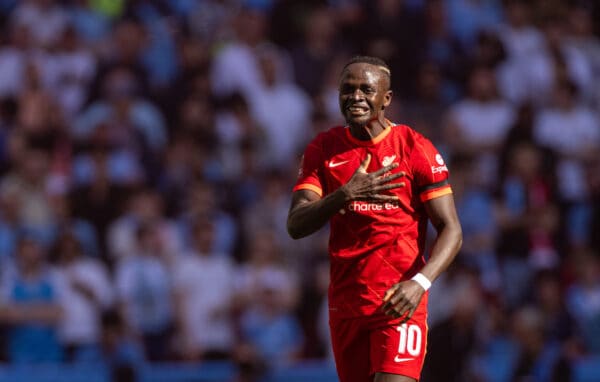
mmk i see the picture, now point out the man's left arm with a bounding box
[382,194,462,321]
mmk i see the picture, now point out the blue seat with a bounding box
[139,361,235,382]
[0,364,108,382]
[264,361,338,382]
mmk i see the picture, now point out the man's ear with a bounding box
[383,90,393,108]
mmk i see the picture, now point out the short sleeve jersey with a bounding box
[294,124,452,319]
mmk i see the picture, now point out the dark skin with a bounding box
[287,63,462,382]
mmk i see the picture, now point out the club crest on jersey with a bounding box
[382,155,397,167]
[435,154,445,165]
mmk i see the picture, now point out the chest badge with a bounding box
[382,155,397,167]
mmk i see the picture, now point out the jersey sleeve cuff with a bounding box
[420,185,452,202]
[293,183,323,197]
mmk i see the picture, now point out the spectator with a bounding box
[444,0,503,50]
[72,65,167,161]
[51,230,113,361]
[0,182,21,262]
[17,61,64,137]
[495,0,544,60]
[239,273,304,369]
[565,253,600,354]
[235,228,299,314]
[509,306,563,381]
[291,6,338,96]
[10,0,68,49]
[158,130,219,215]
[533,80,600,204]
[247,45,311,169]
[314,256,334,363]
[422,0,464,99]
[532,270,574,343]
[44,25,97,121]
[523,15,593,106]
[0,22,31,98]
[184,0,236,44]
[97,309,144,378]
[492,1,543,104]
[67,0,111,45]
[400,62,452,144]
[444,65,515,187]
[125,1,179,87]
[0,235,65,362]
[46,193,100,258]
[450,154,499,291]
[0,142,55,236]
[71,138,143,188]
[115,222,174,361]
[210,7,270,100]
[214,92,267,181]
[241,170,295,258]
[178,180,238,258]
[92,17,149,96]
[470,304,565,382]
[172,218,236,361]
[160,36,213,124]
[107,188,182,262]
[566,6,600,109]
[360,0,426,98]
[69,145,132,261]
[587,156,600,251]
[495,142,559,306]
[422,268,482,382]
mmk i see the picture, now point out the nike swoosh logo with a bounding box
[394,356,415,363]
[329,160,350,168]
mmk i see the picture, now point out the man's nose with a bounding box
[352,89,364,100]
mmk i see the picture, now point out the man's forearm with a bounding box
[288,157,404,239]
[287,188,347,239]
[418,222,462,283]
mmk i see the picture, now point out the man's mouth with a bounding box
[347,105,369,116]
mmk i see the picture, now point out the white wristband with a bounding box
[411,273,432,291]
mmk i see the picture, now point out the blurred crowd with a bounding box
[0,0,598,381]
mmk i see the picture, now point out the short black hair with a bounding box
[341,55,391,88]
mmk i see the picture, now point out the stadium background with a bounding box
[0,0,599,381]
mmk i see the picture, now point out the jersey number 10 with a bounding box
[396,324,422,356]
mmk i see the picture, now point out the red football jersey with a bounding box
[294,124,452,319]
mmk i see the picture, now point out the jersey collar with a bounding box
[344,120,395,146]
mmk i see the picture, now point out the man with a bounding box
[287,56,462,382]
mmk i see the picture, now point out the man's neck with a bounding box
[349,117,390,141]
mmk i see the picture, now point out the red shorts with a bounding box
[330,311,428,382]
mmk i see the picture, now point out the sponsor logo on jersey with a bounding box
[382,155,397,167]
[394,356,415,363]
[431,164,448,174]
[347,201,400,212]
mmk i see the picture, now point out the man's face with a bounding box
[338,63,392,127]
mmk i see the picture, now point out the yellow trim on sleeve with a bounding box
[420,187,452,202]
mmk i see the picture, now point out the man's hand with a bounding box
[340,154,406,202]
[381,280,425,323]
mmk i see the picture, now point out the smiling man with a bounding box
[287,56,463,382]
